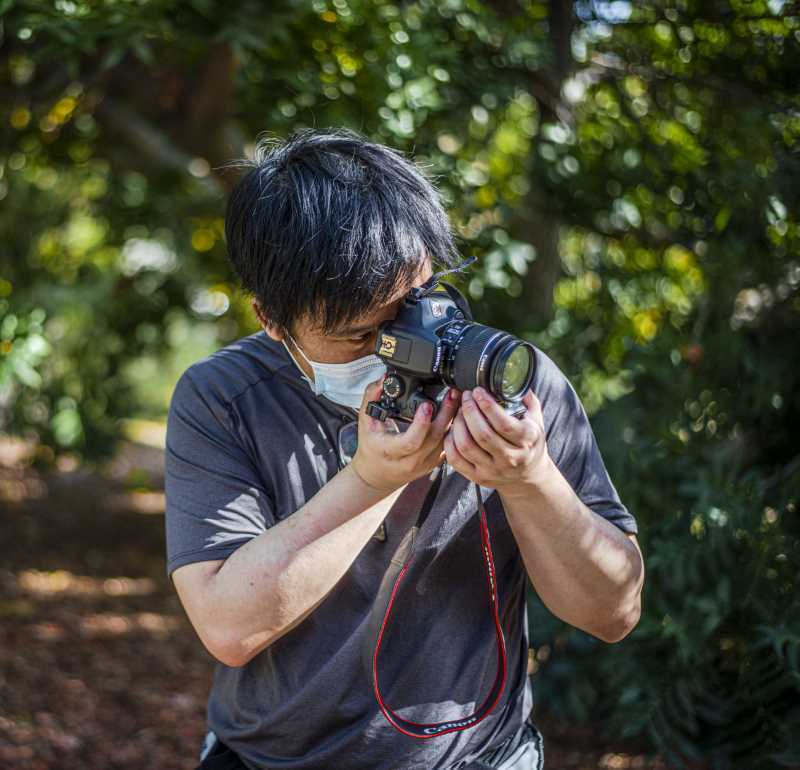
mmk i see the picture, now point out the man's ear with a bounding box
[252,299,283,342]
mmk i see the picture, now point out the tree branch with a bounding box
[94,98,225,198]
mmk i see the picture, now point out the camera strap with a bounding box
[411,254,477,301]
[364,463,508,739]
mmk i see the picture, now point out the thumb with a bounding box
[522,387,541,417]
[359,372,386,415]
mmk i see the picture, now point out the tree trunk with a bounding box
[520,0,574,325]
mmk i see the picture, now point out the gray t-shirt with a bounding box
[164,331,637,770]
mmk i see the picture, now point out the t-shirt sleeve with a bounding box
[164,367,277,579]
[534,350,638,535]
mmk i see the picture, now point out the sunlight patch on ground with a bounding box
[0,435,37,466]
[599,753,664,769]
[79,611,181,637]
[30,621,65,641]
[17,569,157,597]
[0,473,46,502]
[106,489,166,514]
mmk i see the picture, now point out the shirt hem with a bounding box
[166,540,253,579]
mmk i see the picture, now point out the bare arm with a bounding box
[443,386,644,643]
[499,471,644,642]
[172,376,460,668]
[173,463,407,667]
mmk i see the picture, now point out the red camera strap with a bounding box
[365,468,508,739]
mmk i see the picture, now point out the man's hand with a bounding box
[444,385,645,643]
[350,375,461,493]
[443,386,551,497]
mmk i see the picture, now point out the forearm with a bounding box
[499,458,644,643]
[208,463,406,665]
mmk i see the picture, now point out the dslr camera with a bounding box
[366,256,537,424]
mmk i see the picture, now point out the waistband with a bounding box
[447,717,543,770]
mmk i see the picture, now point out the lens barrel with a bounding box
[442,322,535,400]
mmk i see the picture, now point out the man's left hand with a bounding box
[443,386,552,497]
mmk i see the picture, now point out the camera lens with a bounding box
[494,342,533,399]
[443,322,535,400]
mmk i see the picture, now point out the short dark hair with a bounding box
[223,127,462,336]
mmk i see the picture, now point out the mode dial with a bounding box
[383,374,405,399]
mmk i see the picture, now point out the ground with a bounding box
[0,435,667,770]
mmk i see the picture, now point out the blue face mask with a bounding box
[282,331,386,411]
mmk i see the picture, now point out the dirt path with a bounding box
[0,437,665,770]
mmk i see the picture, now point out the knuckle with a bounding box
[463,444,479,461]
[505,420,522,438]
[514,422,529,439]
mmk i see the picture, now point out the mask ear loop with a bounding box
[284,330,312,365]
[281,336,314,387]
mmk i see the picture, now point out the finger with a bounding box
[519,389,546,445]
[361,373,386,408]
[420,441,447,473]
[471,387,532,447]
[451,410,493,466]
[384,417,401,435]
[429,388,461,439]
[522,388,544,423]
[460,391,518,456]
[444,430,476,478]
[360,374,390,433]
[390,400,434,455]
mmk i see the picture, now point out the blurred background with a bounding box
[1,1,798,768]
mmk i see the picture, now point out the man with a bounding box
[164,127,644,770]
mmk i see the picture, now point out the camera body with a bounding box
[366,279,536,423]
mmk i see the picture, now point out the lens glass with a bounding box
[500,345,531,398]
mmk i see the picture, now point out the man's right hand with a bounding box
[349,375,461,493]
[174,374,450,667]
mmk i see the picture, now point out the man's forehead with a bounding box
[292,258,435,338]
[365,260,432,310]
[396,259,433,295]
[322,260,433,334]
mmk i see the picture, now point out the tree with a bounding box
[1,1,798,766]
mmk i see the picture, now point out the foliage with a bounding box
[1,0,798,767]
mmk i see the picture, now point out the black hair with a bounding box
[223,126,462,336]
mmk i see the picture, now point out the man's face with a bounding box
[257,259,433,381]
